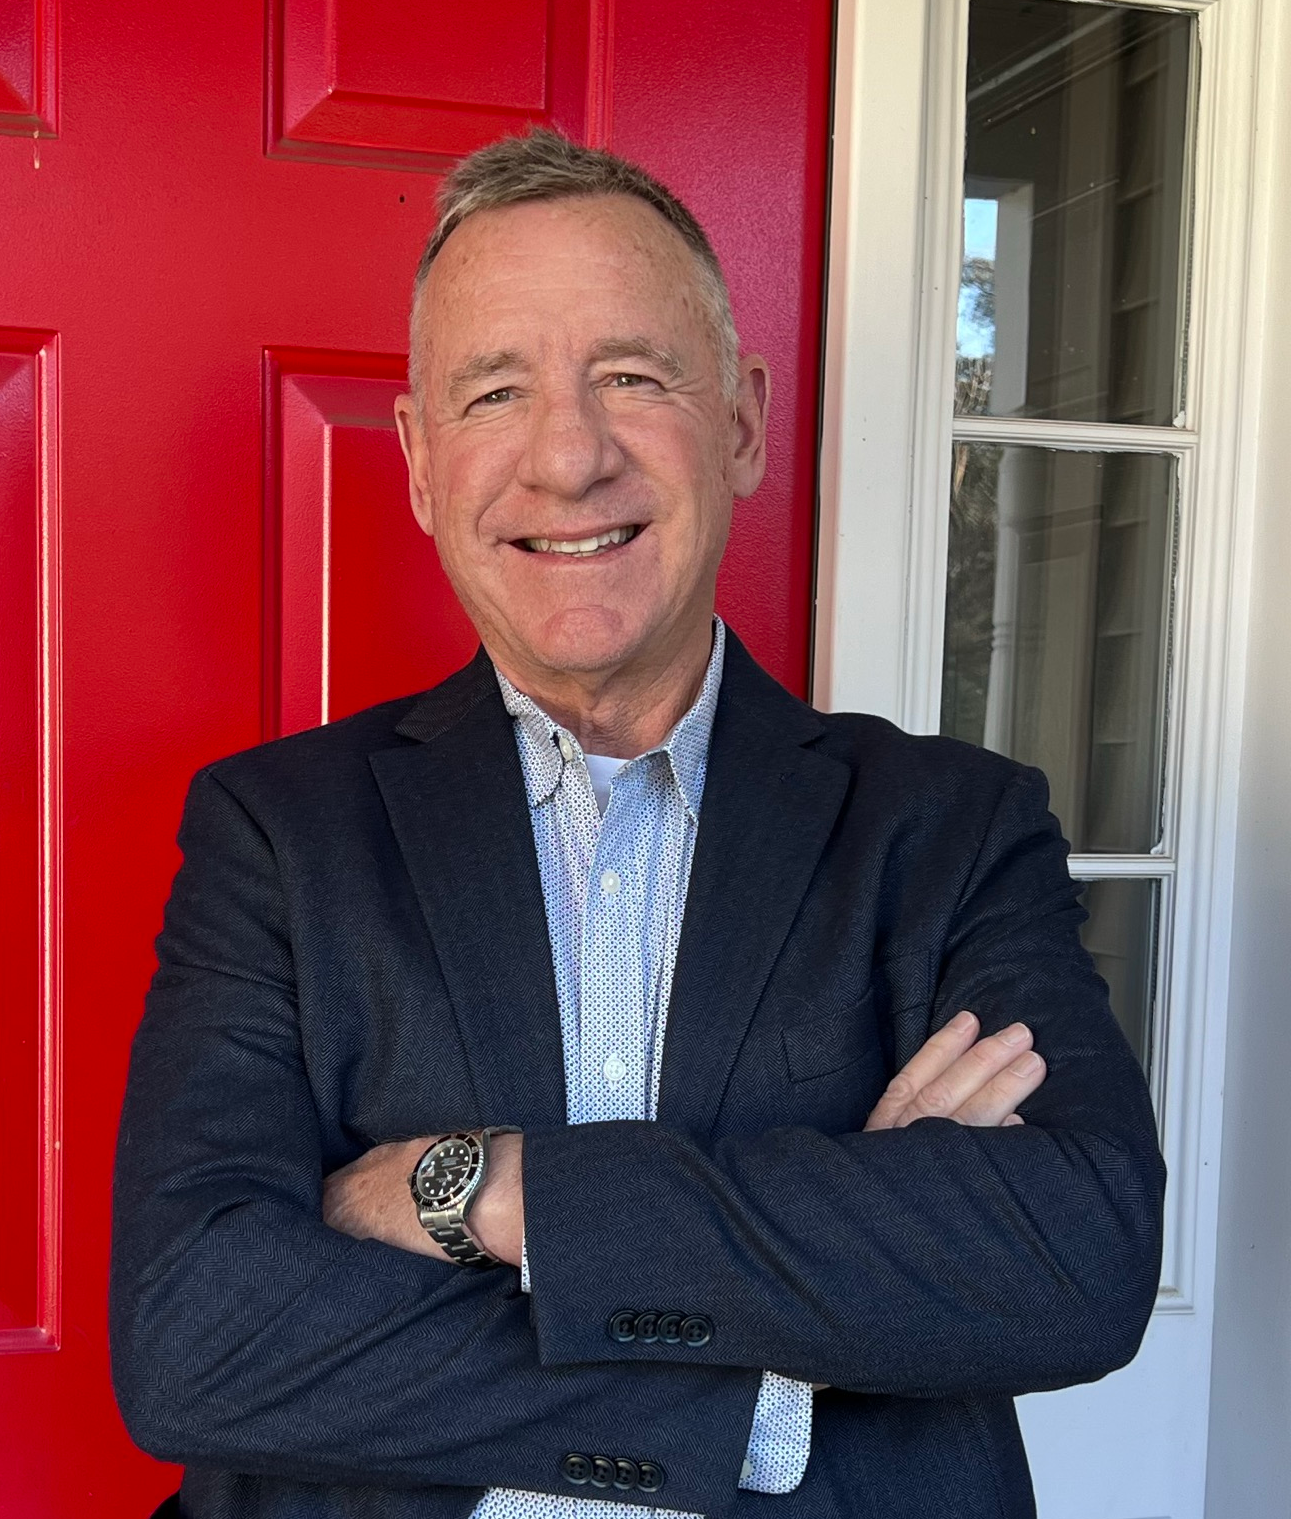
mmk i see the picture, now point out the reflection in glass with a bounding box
[958,0,1193,424]
[1078,878,1158,1073]
[941,446,1173,852]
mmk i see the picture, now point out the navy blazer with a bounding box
[110,631,1165,1519]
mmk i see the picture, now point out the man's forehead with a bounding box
[428,193,696,286]
[418,198,709,370]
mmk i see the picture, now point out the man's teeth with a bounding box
[522,525,637,555]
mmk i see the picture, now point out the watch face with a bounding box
[414,1136,482,1206]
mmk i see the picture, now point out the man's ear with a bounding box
[394,393,435,537]
[730,355,771,500]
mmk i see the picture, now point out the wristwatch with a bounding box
[408,1127,521,1267]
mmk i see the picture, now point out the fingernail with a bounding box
[1001,1023,1030,1046]
[951,1010,977,1033]
[1011,1051,1042,1076]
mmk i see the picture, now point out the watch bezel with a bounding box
[409,1131,486,1212]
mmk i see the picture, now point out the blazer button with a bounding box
[657,1311,683,1344]
[590,1456,616,1489]
[634,1311,659,1343]
[637,1460,666,1493]
[613,1458,639,1490]
[681,1314,713,1347]
[560,1453,591,1485]
[607,1310,638,1343]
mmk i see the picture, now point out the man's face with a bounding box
[395,195,768,687]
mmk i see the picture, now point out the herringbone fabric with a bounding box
[110,631,1165,1519]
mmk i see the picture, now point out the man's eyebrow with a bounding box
[589,338,685,380]
[445,351,528,401]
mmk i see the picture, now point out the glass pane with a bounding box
[1078,878,1158,1073]
[941,445,1173,852]
[958,0,1193,424]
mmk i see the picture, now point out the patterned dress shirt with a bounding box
[470,619,812,1519]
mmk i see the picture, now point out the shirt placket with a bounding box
[577,758,649,1125]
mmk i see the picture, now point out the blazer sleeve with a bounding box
[520,765,1167,1398]
[110,766,761,1512]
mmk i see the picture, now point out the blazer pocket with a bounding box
[781,987,877,1083]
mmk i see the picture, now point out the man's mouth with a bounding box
[516,524,643,556]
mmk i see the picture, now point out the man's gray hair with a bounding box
[408,127,740,403]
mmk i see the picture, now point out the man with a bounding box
[111,130,1165,1519]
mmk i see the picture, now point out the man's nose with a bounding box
[515,390,625,499]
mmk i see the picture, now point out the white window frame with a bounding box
[815,0,1269,1315]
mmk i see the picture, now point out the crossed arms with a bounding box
[319,1010,1049,1271]
[109,759,1165,1516]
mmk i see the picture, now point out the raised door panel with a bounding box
[265,349,478,737]
[269,0,602,168]
[0,331,60,1355]
[0,0,56,131]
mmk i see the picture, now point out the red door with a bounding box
[0,2,832,1511]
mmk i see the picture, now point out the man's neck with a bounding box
[491,621,716,759]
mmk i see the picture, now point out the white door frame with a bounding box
[814,0,1275,1512]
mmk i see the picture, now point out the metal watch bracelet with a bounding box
[411,1126,521,1269]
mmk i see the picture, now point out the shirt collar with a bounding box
[495,618,726,821]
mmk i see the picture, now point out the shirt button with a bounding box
[599,869,621,895]
[741,1458,754,1483]
[603,1053,627,1083]
[557,735,576,763]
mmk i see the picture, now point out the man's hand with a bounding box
[864,1010,1045,1132]
[323,1132,525,1267]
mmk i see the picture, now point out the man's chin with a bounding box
[528,637,644,679]
[512,611,651,679]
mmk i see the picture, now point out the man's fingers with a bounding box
[864,1017,1046,1133]
[947,1050,1047,1127]
[863,1010,980,1131]
[892,1025,1037,1127]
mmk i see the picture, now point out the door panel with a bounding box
[0,331,58,1358]
[265,349,480,734]
[0,0,56,131]
[269,0,597,168]
[0,2,832,1512]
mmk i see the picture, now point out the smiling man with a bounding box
[111,130,1165,1519]
[392,184,757,759]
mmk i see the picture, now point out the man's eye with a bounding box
[474,388,514,406]
[608,372,651,388]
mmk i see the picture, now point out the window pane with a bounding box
[941,445,1173,852]
[1078,878,1158,1072]
[958,0,1193,424]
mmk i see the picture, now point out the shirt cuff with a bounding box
[738,1372,813,1494]
[519,1232,530,1292]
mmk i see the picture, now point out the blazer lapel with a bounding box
[657,635,850,1135]
[368,651,568,1131]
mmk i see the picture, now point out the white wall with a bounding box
[1205,0,1291,1507]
